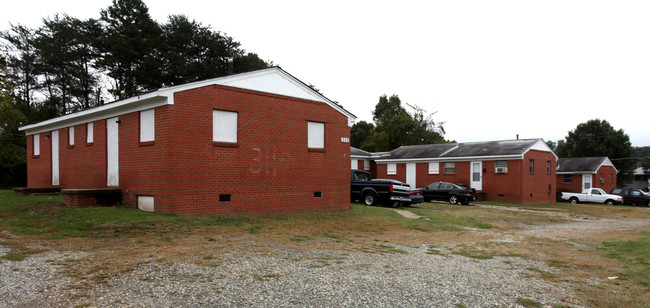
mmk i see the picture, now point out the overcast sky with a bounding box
[2,0,649,146]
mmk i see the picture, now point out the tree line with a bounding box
[351,94,449,152]
[1,0,269,122]
[0,0,270,187]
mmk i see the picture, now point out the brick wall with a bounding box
[155,85,350,215]
[59,121,108,188]
[27,133,52,187]
[519,150,556,204]
[26,84,351,215]
[375,149,557,204]
[557,165,617,194]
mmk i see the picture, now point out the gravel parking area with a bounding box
[1,237,580,308]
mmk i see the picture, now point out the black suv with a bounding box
[610,188,650,207]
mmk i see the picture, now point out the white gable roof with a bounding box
[20,67,356,135]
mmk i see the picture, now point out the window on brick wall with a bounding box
[529,159,534,173]
[600,173,604,184]
[495,160,508,173]
[213,110,238,143]
[68,126,75,146]
[444,162,455,174]
[563,175,572,184]
[33,134,40,156]
[307,121,324,149]
[140,109,155,142]
[429,162,439,174]
[87,122,94,144]
[387,163,397,175]
[610,174,614,184]
[547,161,551,174]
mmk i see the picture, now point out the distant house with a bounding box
[19,67,356,215]
[556,157,617,193]
[632,167,649,191]
[356,139,557,204]
[350,147,372,172]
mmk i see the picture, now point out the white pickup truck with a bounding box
[560,188,623,205]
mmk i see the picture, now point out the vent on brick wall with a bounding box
[314,191,322,198]
[219,194,231,202]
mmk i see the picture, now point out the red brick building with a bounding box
[556,157,617,193]
[19,67,356,215]
[356,139,558,204]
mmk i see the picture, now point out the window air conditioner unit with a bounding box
[496,167,507,174]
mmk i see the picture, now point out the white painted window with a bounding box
[444,162,455,174]
[68,126,75,146]
[351,159,358,169]
[428,162,439,174]
[138,196,154,212]
[140,109,155,142]
[87,122,94,143]
[308,121,324,149]
[33,134,40,156]
[213,110,238,143]
[364,159,370,171]
[387,163,397,175]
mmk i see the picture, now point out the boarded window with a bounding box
[307,121,324,149]
[387,163,397,175]
[138,196,154,212]
[87,122,94,143]
[563,175,572,184]
[428,162,439,174]
[140,109,155,142]
[68,126,75,146]
[444,162,455,174]
[213,110,238,143]
[33,134,40,156]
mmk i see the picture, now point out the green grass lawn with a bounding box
[1,189,649,307]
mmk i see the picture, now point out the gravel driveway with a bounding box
[1,236,580,308]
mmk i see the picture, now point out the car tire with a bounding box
[449,195,458,205]
[605,199,614,206]
[646,200,650,207]
[569,197,578,204]
[362,192,378,206]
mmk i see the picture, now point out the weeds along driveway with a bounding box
[1,197,649,307]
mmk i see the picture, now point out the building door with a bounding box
[582,174,592,191]
[470,161,482,190]
[406,163,416,188]
[51,130,59,186]
[107,117,119,187]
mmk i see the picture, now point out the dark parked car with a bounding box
[403,189,424,206]
[421,182,476,205]
[610,188,650,206]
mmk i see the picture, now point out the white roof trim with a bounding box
[20,67,356,135]
[522,139,558,160]
[375,154,525,164]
